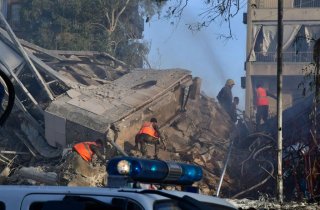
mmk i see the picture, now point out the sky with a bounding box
[143,1,247,110]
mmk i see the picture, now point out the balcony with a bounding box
[254,51,313,62]
[255,0,320,9]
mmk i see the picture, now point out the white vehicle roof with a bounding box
[0,185,237,210]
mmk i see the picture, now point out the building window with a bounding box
[294,0,320,8]
[251,25,320,62]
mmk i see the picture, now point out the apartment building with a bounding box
[244,0,320,118]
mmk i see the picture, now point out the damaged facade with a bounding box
[244,0,320,117]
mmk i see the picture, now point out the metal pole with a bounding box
[216,138,234,197]
[276,0,284,203]
[313,39,320,147]
[105,131,128,157]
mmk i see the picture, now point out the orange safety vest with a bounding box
[256,87,269,106]
[138,122,159,138]
[73,141,98,162]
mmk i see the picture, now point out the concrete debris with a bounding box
[14,167,58,185]
[58,152,106,187]
[229,198,320,210]
[0,167,10,184]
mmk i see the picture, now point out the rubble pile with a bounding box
[0,91,239,191]
[159,94,234,195]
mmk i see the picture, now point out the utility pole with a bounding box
[276,0,284,203]
[313,39,320,147]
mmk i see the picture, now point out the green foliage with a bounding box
[19,0,161,67]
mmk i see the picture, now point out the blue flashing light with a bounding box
[107,157,168,182]
[131,163,142,176]
[178,163,203,185]
[131,158,168,181]
[107,157,203,185]
[151,165,157,172]
[107,158,122,175]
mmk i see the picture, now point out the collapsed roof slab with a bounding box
[45,69,193,147]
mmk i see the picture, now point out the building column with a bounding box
[245,1,254,118]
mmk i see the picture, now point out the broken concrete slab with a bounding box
[45,69,193,147]
[15,167,58,185]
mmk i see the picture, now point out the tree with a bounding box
[154,0,246,38]
[19,0,162,67]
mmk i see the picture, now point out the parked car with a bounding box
[0,156,237,210]
[0,185,237,210]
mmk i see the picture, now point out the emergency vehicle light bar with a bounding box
[107,157,203,185]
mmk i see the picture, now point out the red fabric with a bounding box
[256,87,269,106]
[73,141,97,162]
[138,122,159,138]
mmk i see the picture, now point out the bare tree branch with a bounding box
[164,0,245,39]
[114,0,130,29]
[105,0,131,33]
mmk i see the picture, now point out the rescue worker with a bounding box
[254,84,276,127]
[63,139,105,184]
[217,79,235,118]
[135,117,164,159]
[72,139,105,163]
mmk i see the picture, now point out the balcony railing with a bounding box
[254,51,313,62]
[256,0,320,8]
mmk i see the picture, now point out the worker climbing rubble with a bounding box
[217,79,235,119]
[59,139,106,186]
[134,117,165,159]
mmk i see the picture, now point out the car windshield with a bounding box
[27,195,144,210]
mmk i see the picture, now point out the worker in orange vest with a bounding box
[73,139,105,162]
[59,139,105,186]
[254,84,276,127]
[135,117,164,158]
[71,139,105,177]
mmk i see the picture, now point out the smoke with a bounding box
[197,30,227,82]
[144,0,246,106]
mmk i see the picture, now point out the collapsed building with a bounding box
[0,15,236,193]
[0,12,198,156]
